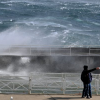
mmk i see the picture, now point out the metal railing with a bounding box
[1,45,100,56]
[0,73,100,95]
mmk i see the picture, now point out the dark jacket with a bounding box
[81,68,96,84]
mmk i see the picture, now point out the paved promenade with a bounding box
[0,94,100,100]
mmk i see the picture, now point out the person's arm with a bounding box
[87,67,99,73]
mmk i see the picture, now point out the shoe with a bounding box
[90,95,92,98]
[81,96,85,98]
[86,96,90,99]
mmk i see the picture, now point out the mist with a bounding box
[0,56,100,76]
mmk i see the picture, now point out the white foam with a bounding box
[61,40,66,43]
[60,7,67,10]
[20,57,30,64]
[91,22,100,26]
[85,3,90,6]
[16,18,66,28]
[0,22,2,24]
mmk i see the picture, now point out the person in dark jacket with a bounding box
[81,65,99,99]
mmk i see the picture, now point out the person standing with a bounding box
[88,73,92,98]
[81,65,99,99]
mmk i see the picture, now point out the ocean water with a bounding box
[0,0,100,47]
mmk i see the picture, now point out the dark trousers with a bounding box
[89,83,92,97]
[82,83,92,97]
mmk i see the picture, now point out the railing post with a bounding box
[70,47,71,56]
[50,48,51,56]
[96,75,99,95]
[89,48,90,55]
[94,75,99,95]
[30,46,31,55]
[98,74,100,95]
[62,73,66,94]
[80,78,82,89]
[29,75,32,94]
[9,47,11,55]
